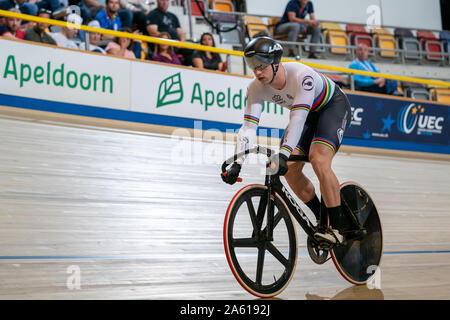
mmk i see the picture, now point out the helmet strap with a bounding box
[269,63,279,84]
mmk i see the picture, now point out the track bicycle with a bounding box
[221,145,383,298]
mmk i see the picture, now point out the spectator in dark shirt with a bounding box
[152,31,181,65]
[24,8,57,45]
[145,0,192,65]
[36,0,63,13]
[276,0,321,58]
[0,8,25,39]
[145,0,184,41]
[0,0,38,16]
[192,32,223,71]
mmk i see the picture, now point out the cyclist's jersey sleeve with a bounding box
[235,62,335,161]
[235,83,263,164]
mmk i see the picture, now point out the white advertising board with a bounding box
[0,38,289,131]
[130,61,289,130]
[0,38,131,110]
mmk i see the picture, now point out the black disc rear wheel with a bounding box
[330,182,383,285]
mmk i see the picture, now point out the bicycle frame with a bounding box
[222,145,361,247]
[267,174,318,241]
[223,146,319,244]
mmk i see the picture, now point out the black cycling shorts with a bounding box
[281,86,352,156]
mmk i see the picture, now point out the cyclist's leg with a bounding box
[310,87,352,243]
[283,115,321,220]
[309,143,340,207]
[285,157,313,202]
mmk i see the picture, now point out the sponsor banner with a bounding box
[130,61,289,130]
[0,39,448,154]
[346,93,449,146]
[0,38,130,110]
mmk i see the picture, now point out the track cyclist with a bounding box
[221,36,352,245]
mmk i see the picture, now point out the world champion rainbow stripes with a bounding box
[312,137,337,153]
[280,144,293,154]
[311,73,333,112]
[294,144,307,155]
[243,114,259,125]
[291,104,311,112]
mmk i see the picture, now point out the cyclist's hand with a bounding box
[268,153,289,176]
[221,162,242,185]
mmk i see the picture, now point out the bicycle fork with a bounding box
[254,174,275,242]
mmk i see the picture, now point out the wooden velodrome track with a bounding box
[0,106,449,300]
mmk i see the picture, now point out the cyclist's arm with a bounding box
[234,88,263,164]
[279,72,315,158]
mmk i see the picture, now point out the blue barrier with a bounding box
[0,91,449,155]
[345,92,449,154]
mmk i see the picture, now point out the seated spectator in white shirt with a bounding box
[51,13,83,49]
[78,20,106,53]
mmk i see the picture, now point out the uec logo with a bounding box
[397,103,444,134]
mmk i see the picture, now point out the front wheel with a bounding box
[329,182,384,285]
[223,184,298,298]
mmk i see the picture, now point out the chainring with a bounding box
[307,237,330,264]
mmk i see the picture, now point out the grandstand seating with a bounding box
[346,24,373,53]
[190,0,206,17]
[407,87,431,100]
[395,28,421,62]
[209,0,233,12]
[321,22,349,55]
[244,16,269,38]
[417,30,444,62]
[431,88,450,104]
[175,2,449,102]
[371,27,398,58]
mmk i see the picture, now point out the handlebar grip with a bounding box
[222,171,243,183]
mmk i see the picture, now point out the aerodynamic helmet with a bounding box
[244,36,283,70]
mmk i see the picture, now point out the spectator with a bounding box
[35,0,63,13]
[145,0,192,65]
[77,0,133,29]
[78,19,106,53]
[24,8,57,45]
[145,0,184,41]
[120,0,149,15]
[0,8,25,39]
[119,0,148,33]
[51,13,82,49]
[151,31,181,65]
[275,0,321,58]
[0,0,38,16]
[94,0,121,34]
[76,0,103,23]
[192,32,223,71]
[349,43,397,95]
[105,26,136,58]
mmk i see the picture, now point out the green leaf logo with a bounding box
[156,73,184,108]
